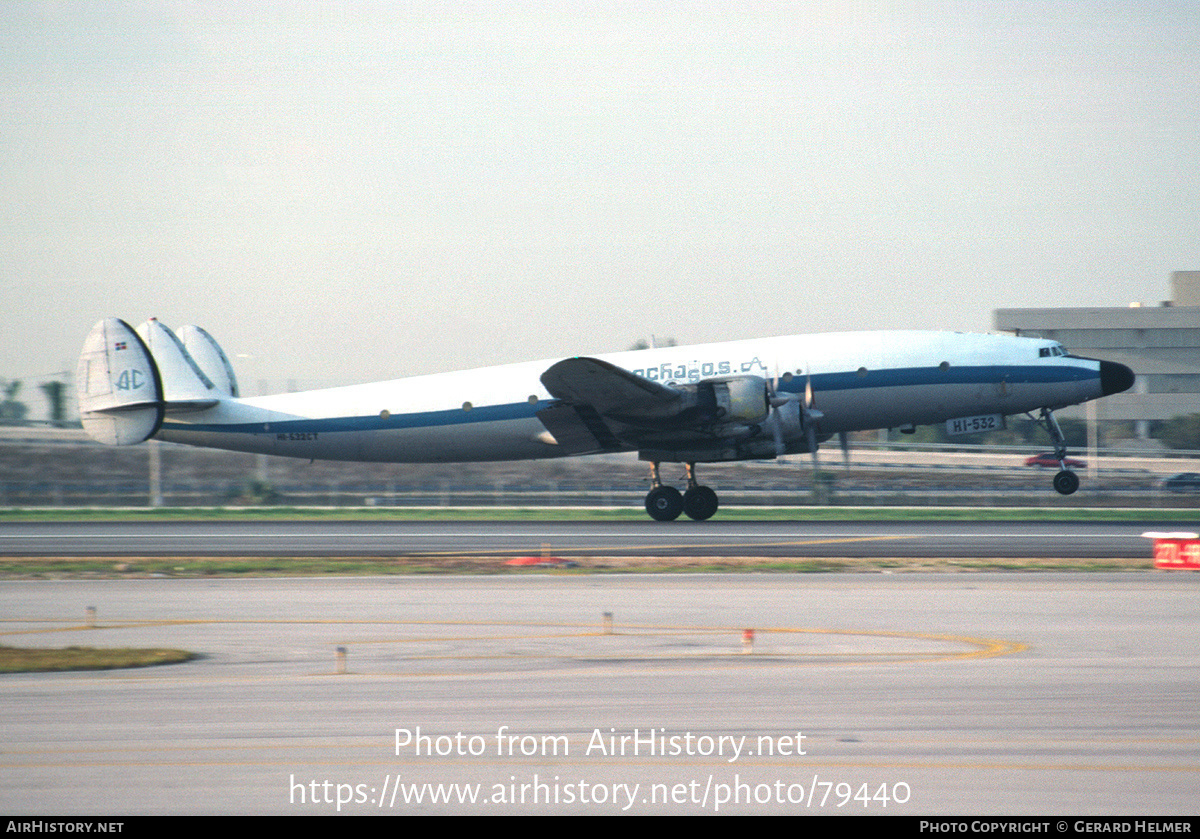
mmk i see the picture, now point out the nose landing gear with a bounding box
[1033,408,1080,496]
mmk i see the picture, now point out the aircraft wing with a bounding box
[537,355,780,461]
[537,357,683,455]
[540,357,680,415]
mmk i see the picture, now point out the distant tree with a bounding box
[0,379,28,423]
[1158,414,1200,450]
[627,337,677,351]
[40,381,67,425]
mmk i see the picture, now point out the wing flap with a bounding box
[535,403,623,455]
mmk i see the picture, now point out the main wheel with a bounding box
[645,486,684,521]
[1053,470,1079,496]
[683,486,719,521]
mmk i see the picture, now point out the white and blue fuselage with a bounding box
[147,330,1129,463]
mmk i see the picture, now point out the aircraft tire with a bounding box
[1053,470,1080,496]
[645,486,684,521]
[683,486,719,521]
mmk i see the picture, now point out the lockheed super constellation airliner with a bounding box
[77,319,1134,520]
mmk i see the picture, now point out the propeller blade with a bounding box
[802,365,821,472]
[767,365,790,407]
[761,404,785,458]
[765,364,791,457]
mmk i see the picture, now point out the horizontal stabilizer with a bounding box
[136,319,221,411]
[179,324,239,397]
[76,318,164,445]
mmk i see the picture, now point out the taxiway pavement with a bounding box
[2,572,1198,815]
[0,518,1185,559]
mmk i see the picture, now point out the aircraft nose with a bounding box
[1100,360,1135,395]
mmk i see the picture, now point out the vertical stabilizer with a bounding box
[178,325,240,397]
[135,319,221,408]
[76,318,164,445]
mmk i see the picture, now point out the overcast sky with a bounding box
[3,1,1198,409]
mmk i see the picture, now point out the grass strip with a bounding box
[0,554,1157,578]
[0,644,196,673]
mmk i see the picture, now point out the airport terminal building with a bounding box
[994,271,1200,434]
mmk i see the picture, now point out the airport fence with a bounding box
[2,426,1198,509]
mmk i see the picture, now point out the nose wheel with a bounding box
[644,462,720,521]
[1053,469,1079,496]
[1034,408,1080,496]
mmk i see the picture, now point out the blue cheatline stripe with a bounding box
[161,400,547,435]
[160,363,1096,436]
[789,363,1095,394]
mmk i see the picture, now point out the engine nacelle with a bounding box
[673,375,771,426]
[711,375,771,424]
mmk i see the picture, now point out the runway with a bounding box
[0,518,1186,560]
[2,572,1198,815]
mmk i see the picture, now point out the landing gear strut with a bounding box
[644,462,719,521]
[644,461,683,521]
[1033,407,1080,496]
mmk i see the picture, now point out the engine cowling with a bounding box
[711,375,771,424]
[634,375,819,463]
[673,375,771,425]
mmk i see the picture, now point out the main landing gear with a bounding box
[645,462,719,521]
[1033,407,1080,496]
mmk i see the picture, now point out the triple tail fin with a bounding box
[77,318,164,445]
[178,324,239,397]
[77,318,239,446]
[135,319,221,410]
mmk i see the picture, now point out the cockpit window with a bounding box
[1039,344,1067,358]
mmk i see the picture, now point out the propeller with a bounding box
[763,365,827,473]
[802,367,823,473]
[765,365,851,484]
[805,371,852,470]
[765,367,795,459]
